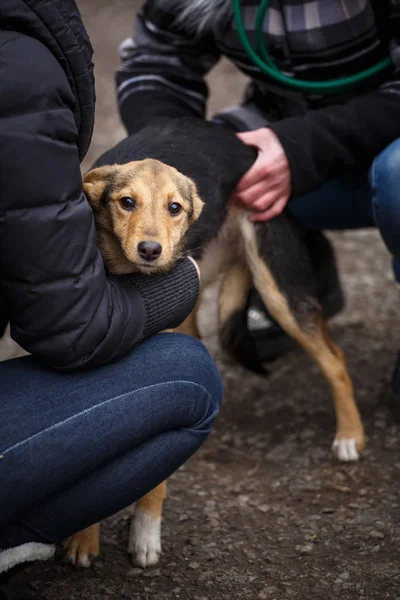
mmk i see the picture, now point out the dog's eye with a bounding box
[168,202,182,216]
[120,197,136,211]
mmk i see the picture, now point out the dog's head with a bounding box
[83,159,204,274]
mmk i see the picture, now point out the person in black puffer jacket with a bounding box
[0,2,223,598]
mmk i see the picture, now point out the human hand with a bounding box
[232,128,291,222]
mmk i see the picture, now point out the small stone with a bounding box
[142,568,161,577]
[259,587,278,599]
[238,495,250,506]
[189,562,200,569]
[359,488,368,496]
[126,568,143,577]
[296,543,313,554]
[348,503,359,509]
[322,507,335,513]
[339,571,350,581]
[369,530,384,539]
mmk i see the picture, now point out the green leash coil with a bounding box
[232,0,392,95]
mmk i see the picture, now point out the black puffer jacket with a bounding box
[0,0,199,370]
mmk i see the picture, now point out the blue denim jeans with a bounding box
[0,333,222,549]
[289,138,400,281]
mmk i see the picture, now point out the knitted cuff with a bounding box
[124,258,199,338]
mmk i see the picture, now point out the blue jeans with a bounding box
[0,333,222,549]
[289,138,400,281]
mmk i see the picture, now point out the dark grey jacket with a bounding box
[0,0,198,370]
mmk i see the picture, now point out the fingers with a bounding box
[233,127,291,222]
[234,174,288,208]
[232,179,267,206]
[236,130,260,145]
[249,197,287,222]
[236,128,269,149]
[234,152,269,193]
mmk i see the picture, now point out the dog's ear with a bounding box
[189,180,204,223]
[175,174,204,223]
[83,165,116,210]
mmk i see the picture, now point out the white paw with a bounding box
[332,438,359,462]
[128,509,161,568]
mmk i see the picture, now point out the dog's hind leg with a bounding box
[128,481,167,568]
[217,261,265,372]
[218,262,252,329]
[238,213,365,461]
[64,522,100,567]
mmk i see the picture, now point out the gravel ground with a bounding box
[2,1,400,598]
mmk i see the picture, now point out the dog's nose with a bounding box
[138,241,162,261]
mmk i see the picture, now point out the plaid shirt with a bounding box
[116,1,400,197]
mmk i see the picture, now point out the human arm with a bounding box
[116,1,221,134]
[233,5,400,218]
[0,32,199,371]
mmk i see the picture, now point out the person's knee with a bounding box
[370,137,400,198]
[139,332,223,415]
[369,138,400,263]
[159,334,223,438]
[173,334,224,414]
[126,333,223,431]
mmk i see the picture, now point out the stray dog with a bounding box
[64,158,203,569]
[65,116,365,569]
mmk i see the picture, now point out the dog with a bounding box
[64,116,365,569]
[64,157,204,569]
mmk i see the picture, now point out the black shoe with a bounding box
[247,231,345,363]
[390,352,400,422]
[0,585,41,600]
[0,564,42,600]
[0,566,27,585]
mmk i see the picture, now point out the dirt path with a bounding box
[4,2,400,598]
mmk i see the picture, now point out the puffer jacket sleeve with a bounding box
[0,32,199,370]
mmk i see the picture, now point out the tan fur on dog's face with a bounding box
[83,159,204,274]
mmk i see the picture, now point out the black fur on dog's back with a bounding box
[93,117,257,258]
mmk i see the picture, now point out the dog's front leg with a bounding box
[128,481,167,568]
[64,522,100,567]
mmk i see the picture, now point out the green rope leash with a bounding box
[232,0,392,95]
